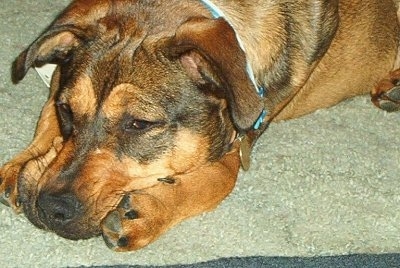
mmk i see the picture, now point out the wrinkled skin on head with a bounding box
[11,0,262,240]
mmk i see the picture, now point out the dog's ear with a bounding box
[163,17,264,131]
[11,27,85,84]
[11,0,107,84]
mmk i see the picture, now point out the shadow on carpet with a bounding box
[82,254,400,268]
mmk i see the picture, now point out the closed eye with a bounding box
[56,101,73,139]
[122,117,160,133]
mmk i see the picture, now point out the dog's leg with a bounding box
[0,99,60,211]
[101,143,240,251]
[0,74,61,212]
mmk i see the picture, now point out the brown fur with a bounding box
[1,0,400,251]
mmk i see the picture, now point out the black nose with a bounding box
[37,193,82,225]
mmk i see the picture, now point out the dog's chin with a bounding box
[46,223,102,241]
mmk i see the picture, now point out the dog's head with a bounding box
[12,0,263,240]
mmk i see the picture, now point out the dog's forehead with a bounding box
[60,66,203,125]
[101,83,167,120]
[64,74,180,121]
[60,39,194,118]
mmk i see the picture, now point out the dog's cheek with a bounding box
[69,149,166,211]
[63,130,207,220]
[168,130,210,173]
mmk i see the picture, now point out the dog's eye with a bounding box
[57,102,72,114]
[56,101,73,139]
[122,118,154,132]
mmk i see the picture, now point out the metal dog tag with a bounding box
[239,135,252,171]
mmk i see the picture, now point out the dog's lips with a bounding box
[20,192,104,240]
[18,172,47,230]
[18,174,109,240]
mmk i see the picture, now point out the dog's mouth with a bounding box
[16,162,123,240]
[18,186,124,240]
[18,175,107,240]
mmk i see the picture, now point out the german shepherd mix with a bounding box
[1,0,399,251]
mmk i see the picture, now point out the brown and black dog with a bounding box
[1,0,400,251]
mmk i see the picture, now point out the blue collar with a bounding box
[200,0,267,130]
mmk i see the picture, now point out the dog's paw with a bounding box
[0,137,63,213]
[101,192,171,251]
[372,70,400,112]
[374,86,400,112]
[0,163,23,212]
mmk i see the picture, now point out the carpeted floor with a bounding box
[1,1,400,267]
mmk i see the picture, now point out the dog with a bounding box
[1,0,400,251]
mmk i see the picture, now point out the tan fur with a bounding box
[275,0,399,120]
[67,75,97,118]
[1,0,399,251]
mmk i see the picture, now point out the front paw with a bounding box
[0,163,23,212]
[101,192,172,251]
[0,137,63,213]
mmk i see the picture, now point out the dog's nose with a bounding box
[37,193,82,225]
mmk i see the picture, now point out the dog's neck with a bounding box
[200,0,267,131]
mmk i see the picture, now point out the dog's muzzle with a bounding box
[37,192,83,227]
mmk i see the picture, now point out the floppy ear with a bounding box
[11,26,86,84]
[164,17,264,131]
[11,0,109,84]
